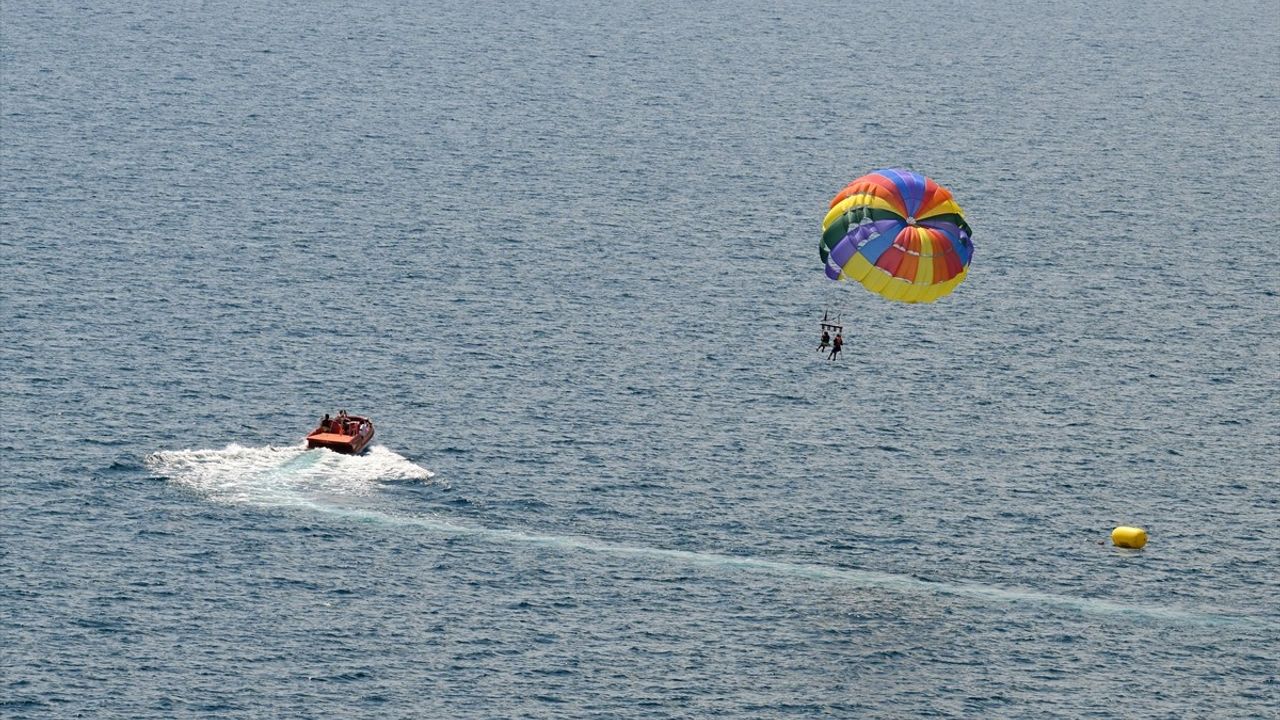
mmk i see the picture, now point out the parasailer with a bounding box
[820,168,973,304]
[817,308,842,351]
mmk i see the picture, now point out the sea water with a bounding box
[3,0,1278,717]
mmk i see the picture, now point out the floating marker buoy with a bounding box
[1112,526,1148,549]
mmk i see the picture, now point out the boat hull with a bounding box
[305,416,374,455]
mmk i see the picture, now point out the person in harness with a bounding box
[828,332,843,361]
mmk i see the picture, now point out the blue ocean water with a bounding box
[3,0,1279,716]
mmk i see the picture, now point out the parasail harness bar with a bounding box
[820,308,843,333]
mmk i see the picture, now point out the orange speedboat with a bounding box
[306,413,375,455]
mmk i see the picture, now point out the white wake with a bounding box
[145,443,435,506]
[144,445,1252,627]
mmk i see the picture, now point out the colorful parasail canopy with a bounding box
[820,168,974,303]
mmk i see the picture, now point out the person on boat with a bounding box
[828,332,843,361]
[818,329,830,351]
[320,413,332,431]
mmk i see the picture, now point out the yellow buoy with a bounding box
[1112,526,1148,549]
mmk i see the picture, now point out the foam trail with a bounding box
[308,503,1243,627]
[145,444,435,505]
[147,447,1249,627]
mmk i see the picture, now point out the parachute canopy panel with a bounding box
[820,168,973,303]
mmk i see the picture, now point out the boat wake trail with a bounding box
[146,449,1250,627]
[309,504,1244,627]
[144,444,435,505]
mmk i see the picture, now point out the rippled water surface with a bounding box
[3,0,1279,717]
